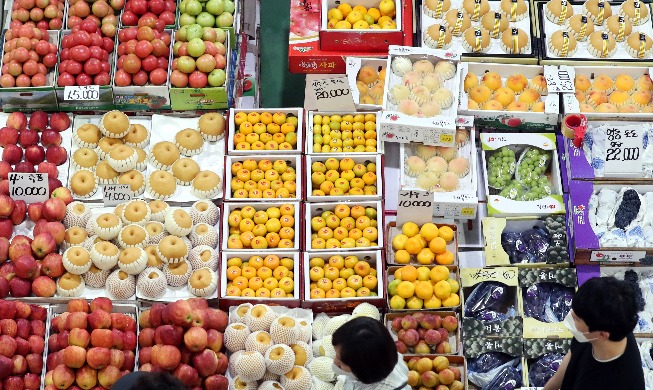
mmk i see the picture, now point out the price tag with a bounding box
[397,190,434,226]
[603,124,644,177]
[544,65,575,93]
[590,250,645,262]
[64,85,100,101]
[103,184,132,206]
[310,76,356,111]
[8,173,48,203]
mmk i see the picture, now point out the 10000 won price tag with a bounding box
[8,173,49,203]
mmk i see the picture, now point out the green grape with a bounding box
[499,179,526,200]
[487,147,516,188]
[517,147,552,185]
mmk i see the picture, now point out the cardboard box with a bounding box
[402,355,467,388]
[302,250,385,312]
[398,128,479,218]
[319,0,403,52]
[288,0,413,74]
[0,30,59,111]
[387,265,460,312]
[562,66,653,118]
[218,251,301,311]
[305,110,384,154]
[464,334,522,390]
[378,46,461,146]
[386,311,462,355]
[54,30,115,111]
[385,221,459,266]
[305,153,384,202]
[568,180,653,265]
[305,200,384,252]
[345,57,385,110]
[458,63,559,131]
[221,201,301,252]
[480,133,565,216]
[174,0,240,50]
[557,134,569,193]
[227,108,304,155]
[521,338,571,388]
[519,268,576,339]
[482,216,570,267]
[111,28,173,110]
[224,154,303,202]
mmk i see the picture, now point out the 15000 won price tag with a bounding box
[64,85,100,101]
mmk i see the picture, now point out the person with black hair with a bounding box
[111,371,189,390]
[331,316,409,390]
[544,276,645,390]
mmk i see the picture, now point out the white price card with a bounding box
[590,250,646,262]
[64,85,100,101]
[8,173,48,203]
[103,184,132,206]
[603,124,644,177]
[544,65,575,93]
[310,76,356,111]
[397,189,434,226]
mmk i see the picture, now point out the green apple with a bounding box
[208,68,226,87]
[185,0,202,16]
[187,37,206,57]
[186,24,203,41]
[195,11,215,27]
[223,0,235,13]
[177,56,197,74]
[179,13,196,26]
[179,0,187,13]
[206,0,224,15]
[216,11,234,27]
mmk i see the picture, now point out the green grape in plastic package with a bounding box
[499,179,526,200]
[519,176,554,201]
[516,147,552,186]
[487,147,516,189]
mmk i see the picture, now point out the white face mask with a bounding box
[564,311,598,343]
[333,363,357,380]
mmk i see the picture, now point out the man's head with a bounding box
[571,276,639,342]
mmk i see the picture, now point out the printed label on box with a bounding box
[590,250,646,262]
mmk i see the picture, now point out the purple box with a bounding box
[557,135,570,193]
[564,136,596,180]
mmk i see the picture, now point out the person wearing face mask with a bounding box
[331,316,409,390]
[543,276,645,390]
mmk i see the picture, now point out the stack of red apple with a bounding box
[0,300,48,390]
[138,298,229,389]
[44,298,137,390]
[58,21,115,87]
[0,190,72,298]
[0,112,69,195]
[170,24,228,88]
[0,26,58,88]
[391,313,459,355]
[9,0,64,30]
[121,0,176,30]
[67,0,125,38]
[114,26,171,86]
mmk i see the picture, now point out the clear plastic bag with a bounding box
[468,357,521,389]
[487,147,516,190]
[528,353,564,387]
[468,354,517,386]
[464,281,510,319]
[515,147,552,186]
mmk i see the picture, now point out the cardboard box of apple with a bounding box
[0,26,58,88]
[66,0,125,38]
[8,0,64,30]
[57,23,116,87]
[170,24,228,89]
[44,298,138,390]
[114,26,171,87]
[0,300,48,390]
[138,298,229,389]
[121,0,176,28]
[178,0,235,30]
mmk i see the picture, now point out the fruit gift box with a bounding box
[222,202,301,252]
[463,334,523,390]
[305,154,383,202]
[44,299,139,390]
[404,355,467,390]
[482,215,570,266]
[54,29,117,111]
[0,29,60,111]
[480,132,566,216]
[177,0,239,50]
[386,221,458,266]
[169,27,231,110]
[458,63,560,131]
[227,108,304,155]
[306,111,383,154]
[568,180,653,264]
[219,251,301,311]
[302,250,386,312]
[378,46,461,146]
[305,201,384,252]
[420,0,538,64]
[111,28,173,111]
[387,264,461,311]
[563,66,653,118]
[345,58,387,110]
[319,0,403,52]
[386,311,462,356]
[225,155,302,202]
[521,338,571,388]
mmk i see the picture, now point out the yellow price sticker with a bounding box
[460,207,475,215]
[440,134,453,143]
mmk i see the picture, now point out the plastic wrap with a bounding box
[528,353,564,387]
[481,364,522,390]
[468,356,521,389]
[487,147,516,189]
[522,282,574,323]
[501,226,550,264]
[515,147,552,186]
[464,281,510,318]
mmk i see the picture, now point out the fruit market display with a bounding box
[326,1,397,30]
[178,0,236,29]
[228,157,299,199]
[224,254,296,299]
[66,0,123,37]
[57,25,115,87]
[171,24,228,89]
[388,265,460,311]
[405,356,464,390]
[464,72,547,112]
[45,298,137,389]
[138,298,229,388]
[575,73,653,113]
[9,0,64,30]
[390,222,455,265]
[308,203,380,249]
[0,300,47,389]
[309,157,379,197]
[390,312,459,355]
[231,111,300,152]
[0,27,58,88]
[225,204,297,250]
[310,113,379,153]
[307,253,379,299]
[114,27,171,87]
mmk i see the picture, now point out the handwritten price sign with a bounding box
[8,173,48,203]
[604,124,644,177]
[64,85,100,101]
[310,76,356,111]
[544,65,575,93]
[397,189,434,226]
[103,184,132,206]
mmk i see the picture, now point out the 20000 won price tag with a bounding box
[64,85,100,101]
[8,173,49,203]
